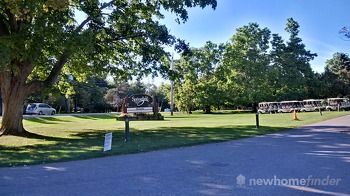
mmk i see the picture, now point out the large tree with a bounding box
[0,0,217,136]
[322,52,350,97]
[175,41,224,113]
[270,18,317,100]
[223,23,271,106]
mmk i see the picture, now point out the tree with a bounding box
[74,76,110,112]
[0,0,217,136]
[270,18,317,100]
[104,82,129,112]
[192,42,224,113]
[173,56,197,113]
[322,52,350,97]
[175,75,197,113]
[223,23,271,106]
[156,83,171,111]
[175,41,224,113]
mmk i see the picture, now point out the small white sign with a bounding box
[127,107,153,113]
[103,133,112,152]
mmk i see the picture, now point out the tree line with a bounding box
[172,18,350,113]
[20,17,349,116]
[0,0,217,135]
[0,0,348,135]
[1,18,348,116]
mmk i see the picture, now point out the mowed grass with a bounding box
[0,111,348,167]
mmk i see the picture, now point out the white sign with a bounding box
[103,133,112,152]
[131,96,151,106]
[127,107,153,113]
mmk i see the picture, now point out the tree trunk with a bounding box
[65,97,71,113]
[0,80,28,136]
[0,94,3,116]
[204,106,211,114]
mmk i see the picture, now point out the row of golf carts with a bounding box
[258,98,350,114]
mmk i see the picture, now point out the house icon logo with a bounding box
[236,174,246,187]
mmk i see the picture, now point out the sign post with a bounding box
[255,111,260,129]
[124,116,130,143]
[120,94,162,142]
[338,103,340,112]
[170,55,174,116]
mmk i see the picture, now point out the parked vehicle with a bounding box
[278,101,302,113]
[26,103,56,115]
[258,102,279,114]
[300,99,324,112]
[326,98,350,111]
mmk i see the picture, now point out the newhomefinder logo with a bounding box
[236,175,341,187]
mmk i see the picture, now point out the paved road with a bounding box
[1,115,350,196]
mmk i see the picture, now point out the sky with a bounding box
[159,0,350,74]
[76,0,350,84]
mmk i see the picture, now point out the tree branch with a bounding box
[104,30,147,42]
[5,9,18,33]
[75,16,91,33]
[101,0,117,10]
[26,17,92,92]
[0,13,9,36]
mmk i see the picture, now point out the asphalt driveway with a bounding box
[1,115,350,196]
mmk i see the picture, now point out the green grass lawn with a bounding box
[0,111,348,167]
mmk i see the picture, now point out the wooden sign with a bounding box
[126,94,153,113]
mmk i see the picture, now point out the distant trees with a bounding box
[8,17,349,116]
[223,23,271,106]
[104,81,170,112]
[26,75,111,113]
[174,41,224,113]
[172,18,348,113]
[269,18,317,100]
[104,82,129,112]
[0,0,217,136]
[320,53,350,97]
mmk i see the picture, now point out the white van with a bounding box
[26,103,56,115]
[258,102,279,114]
[300,99,324,112]
[278,101,303,113]
[326,98,350,111]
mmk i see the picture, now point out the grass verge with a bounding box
[0,111,348,167]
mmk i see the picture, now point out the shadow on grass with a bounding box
[0,125,286,167]
[164,115,201,119]
[21,131,70,141]
[25,117,72,124]
[7,125,350,167]
[169,111,253,116]
[206,110,253,115]
[71,115,116,120]
[10,124,349,167]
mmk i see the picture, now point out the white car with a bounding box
[26,103,56,115]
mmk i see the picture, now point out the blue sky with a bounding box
[160,0,350,73]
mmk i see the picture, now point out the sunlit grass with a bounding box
[0,111,348,167]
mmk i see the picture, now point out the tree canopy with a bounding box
[174,18,323,113]
[0,0,217,135]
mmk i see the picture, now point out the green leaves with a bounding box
[270,18,317,100]
[174,41,224,112]
[173,18,321,112]
[322,52,350,97]
[0,0,217,94]
[223,23,271,105]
